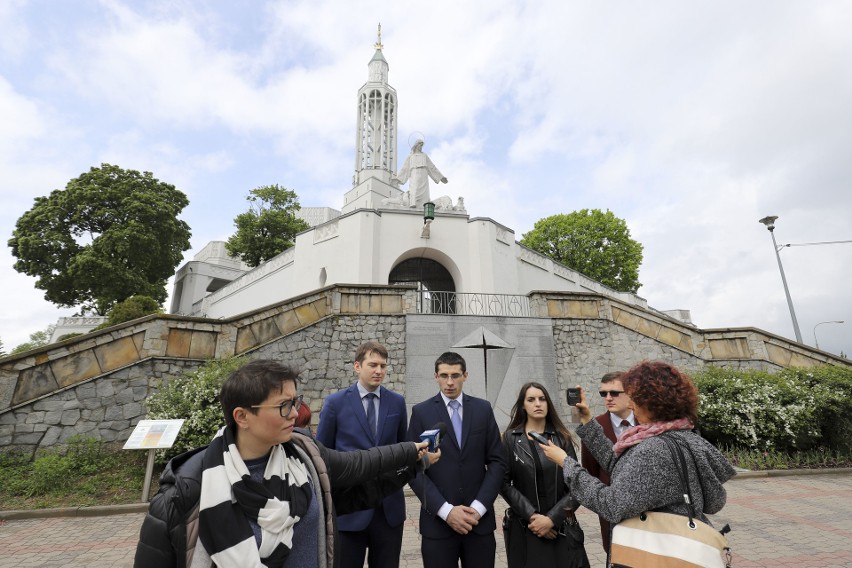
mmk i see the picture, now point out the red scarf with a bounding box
[612,417,693,457]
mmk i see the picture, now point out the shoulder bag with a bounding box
[609,434,732,568]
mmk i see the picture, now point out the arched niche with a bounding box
[389,256,456,313]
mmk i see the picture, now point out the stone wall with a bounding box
[0,285,414,456]
[1,359,198,451]
[537,291,850,416]
[1,286,848,456]
[241,314,408,421]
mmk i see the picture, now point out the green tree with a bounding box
[225,185,310,267]
[92,295,163,331]
[520,209,643,293]
[11,324,56,355]
[0,338,6,357]
[8,164,192,315]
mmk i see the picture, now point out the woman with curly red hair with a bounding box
[540,361,735,559]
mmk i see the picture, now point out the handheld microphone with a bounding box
[420,422,447,452]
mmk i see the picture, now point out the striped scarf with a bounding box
[195,424,312,567]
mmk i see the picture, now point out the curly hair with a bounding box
[620,361,698,424]
[504,382,574,443]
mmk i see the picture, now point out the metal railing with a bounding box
[417,291,531,317]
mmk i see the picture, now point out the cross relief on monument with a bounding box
[452,326,514,406]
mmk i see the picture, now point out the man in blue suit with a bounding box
[317,341,408,568]
[407,351,506,568]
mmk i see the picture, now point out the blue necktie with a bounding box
[365,393,378,438]
[449,399,462,447]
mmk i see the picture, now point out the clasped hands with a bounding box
[446,505,481,535]
[527,513,557,539]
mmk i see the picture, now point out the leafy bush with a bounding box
[1,436,115,497]
[693,366,852,452]
[146,357,247,461]
[1,438,154,508]
[65,434,115,474]
[93,295,163,331]
[57,332,83,341]
[28,455,75,496]
[789,366,852,452]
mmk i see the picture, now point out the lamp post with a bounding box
[813,320,844,350]
[758,216,803,343]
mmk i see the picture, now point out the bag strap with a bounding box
[660,434,698,527]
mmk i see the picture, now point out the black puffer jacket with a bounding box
[134,429,420,568]
[500,427,580,525]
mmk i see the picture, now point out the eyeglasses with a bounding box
[599,390,624,398]
[437,373,464,381]
[251,394,303,417]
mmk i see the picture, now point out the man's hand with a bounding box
[575,385,593,424]
[528,513,557,539]
[446,505,479,535]
[425,449,441,465]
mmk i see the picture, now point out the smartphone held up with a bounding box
[566,387,581,406]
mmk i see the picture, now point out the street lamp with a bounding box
[813,320,844,350]
[758,216,803,343]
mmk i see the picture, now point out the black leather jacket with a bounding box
[500,427,580,526]
[134,429,420,568]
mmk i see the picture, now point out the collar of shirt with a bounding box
[439,392,462,410]
[356,382,381,400]
[610,411,635,431]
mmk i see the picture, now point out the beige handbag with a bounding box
[609,435,732,568]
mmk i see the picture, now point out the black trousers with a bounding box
[338,505,404,568]
[421,531,496,568]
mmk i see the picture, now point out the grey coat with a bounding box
[563,420,736,525]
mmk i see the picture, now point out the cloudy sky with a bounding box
[1,1,850,356]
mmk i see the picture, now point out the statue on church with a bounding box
[395,139,447,209]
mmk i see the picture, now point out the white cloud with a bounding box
[0,0,850,356]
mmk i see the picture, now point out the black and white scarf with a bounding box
[195,424,312,568]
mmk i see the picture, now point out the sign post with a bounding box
[123,419,185,502]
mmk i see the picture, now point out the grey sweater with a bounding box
[564,420,736,525]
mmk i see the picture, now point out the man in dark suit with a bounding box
[317,341,408,568]
[580,371,635,552]
[407,351,506,568]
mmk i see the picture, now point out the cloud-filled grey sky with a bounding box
[1,0,850,356]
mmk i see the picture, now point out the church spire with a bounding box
[353,25,397,186]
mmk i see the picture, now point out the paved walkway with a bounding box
[2,472,851,567]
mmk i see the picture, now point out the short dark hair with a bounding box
[435,351,466,374]
[599,371,623,384]
[355,341,389,364]
[221,360,300,426]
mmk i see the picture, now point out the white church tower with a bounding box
[342,24,403,214]
[167,29,656,322]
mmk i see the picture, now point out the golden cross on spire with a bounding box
[375,23,383,50]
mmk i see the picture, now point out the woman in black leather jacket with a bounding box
[499,382,590,568]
